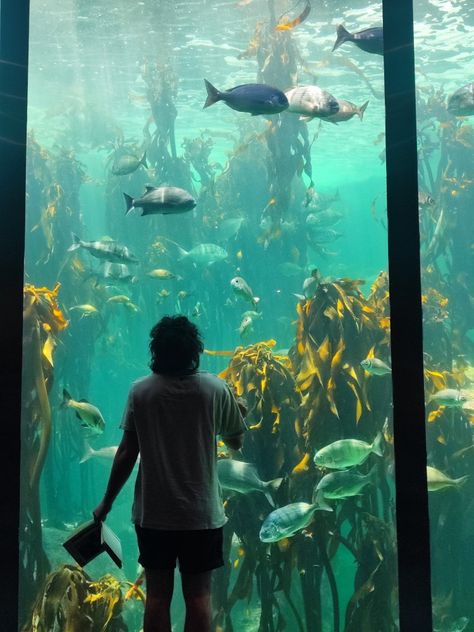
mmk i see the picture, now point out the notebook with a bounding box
[63,519,122,568]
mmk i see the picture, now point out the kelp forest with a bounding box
[16,0,474,630]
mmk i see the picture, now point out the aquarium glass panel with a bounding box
[21,1,399,629]
[415,2,474,630]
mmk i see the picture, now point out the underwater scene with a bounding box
[19,0,472,630]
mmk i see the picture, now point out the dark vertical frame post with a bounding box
[0,0,30,628]
[382,1,433,630]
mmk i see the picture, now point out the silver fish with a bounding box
[112,152,147,176]
[306,209,344,227]
[429,389,467,407]
[316,465,377,500]
[124,185,196,216]
[61,389,105,435]
[178,243,228,266]
[447,83,474,117]
[238,314,254,338]
[285,85,339,121]
[259,497,332,543]
[231,276,259,307]
[68,233,138,264]
[427,466,469,492]
[360,357,392,375]
[80,442,118,464]
[217,460,282,507]
[314,433,384,469]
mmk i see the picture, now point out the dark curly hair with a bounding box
[149,315,204,375]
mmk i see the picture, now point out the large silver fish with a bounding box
[177,243,228,266]
[112,152,147,176]
[124,185,196,216]
[285,85,339,121]
[68,234,138,264]
[217,460,282,507]
[259,496,332,543]
[429,389,468,407]
[314,433,384,469]
[315,465,377,500]
[427,466,469,492]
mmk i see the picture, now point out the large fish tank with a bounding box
[15,0,473,630]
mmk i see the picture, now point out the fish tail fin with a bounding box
[61,388,72,409]
[358,101,369,121]
[140,152,148,168]
[371,431,384,458]
[203,79,221,109]
[123,193,135,215]
[455,475,469,487]
[253,296,260,307]
[176,245,189,260]
[263,490,276,508]
[332,24,352,52]
[367,463,379,483]
[312,489,333,512]
[68,233,81,252]
[80,442,94,464]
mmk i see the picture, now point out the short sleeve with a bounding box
[119,388,136,432]
[217,385,248,437]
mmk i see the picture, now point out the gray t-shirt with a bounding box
[120,371,246,530]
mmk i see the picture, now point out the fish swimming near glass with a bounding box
[259,495,332,543]
[447,83,474,117]
[315,465,378,500]
[217,460,282,507]
[324,99,369,124]
[360,357,392,376]
[231,276,259,308]
[285,85,339,121]
[68,234,138,264]
[429,388,468,407]
[203,79,289,115]
[80,441,118,464]
[111,152,147,176]
[124,185,196,216]
[60,389,105,435]
[314,433,384,469]
[332,25,384,56]
[426,466,469,492]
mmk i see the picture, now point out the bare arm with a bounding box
[93,430,139,521]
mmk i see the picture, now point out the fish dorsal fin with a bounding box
[78,398,90,403]
[145,185,157,192]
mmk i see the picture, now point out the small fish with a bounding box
[429,389,468,407]
[80,442,118,464]
[238,314,254,338]
[157,288,171,300]
[215,217,245,242]
[259,496,332,543]
[112,152,147,176]
[307,228,342,244]
[306,209,343,227]
[60,388,105,435]
[124,185,196,216]
[69,304,99,317]
[217,460,282,507]
[242,310,262,320]
[427,466,469,492]
[68,233,138,264]
[418,191,436,207]
[324,99,369,124]
[147,268,180,280]
[360,357,392,375]
[315,465,377,500]
[302,269,321,297]
[447,83,474,117]
[314,433,383,470]
[285,86,339,121]
[332,24,384,56]
[102,262,138,284]
[231,276,259,307]
[191,301,203,318]
[106,294,132,304]
[177,290,191,300]
[203,79,288,116]
[178,243,228,266]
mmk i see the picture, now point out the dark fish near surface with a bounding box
[68,233,138,264]
[447,83,474,116]
[324,99,369,124]
[124,185,196,216]
[333,24,384,56]
[112,152,147,176]
[203,79,288,115]
[285,85,339,121]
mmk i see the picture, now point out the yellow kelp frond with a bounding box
[276,1,311,31]
[24,282,68,332]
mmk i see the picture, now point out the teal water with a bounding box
[20,0,474,630]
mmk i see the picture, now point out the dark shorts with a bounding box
[135,525,224,574]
